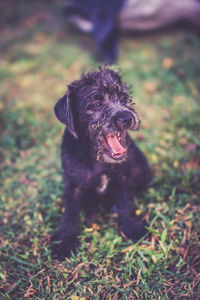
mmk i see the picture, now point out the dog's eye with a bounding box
[92,101,102,108]
[120,98,127,105]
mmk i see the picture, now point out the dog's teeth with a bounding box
[116,132,121,141]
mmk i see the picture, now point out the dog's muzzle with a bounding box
[100,111,135,161]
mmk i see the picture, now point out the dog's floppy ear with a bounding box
[54,93,78,139]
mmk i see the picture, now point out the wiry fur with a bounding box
[52,67,151,260]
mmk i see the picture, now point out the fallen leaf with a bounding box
[173,160,179,168]
[182,160,200,172]
[151,153,158,163]
[143,81,158,95]
[162,57,174,69]
[136,209,142,215]
[84,227,93,232]
[92,223,99,230]
[71,296,79,300]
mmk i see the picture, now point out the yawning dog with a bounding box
[52,67,151,260]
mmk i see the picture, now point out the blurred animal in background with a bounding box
[65,0,123,63]
[64,0,200,63]
[52,67,151,260]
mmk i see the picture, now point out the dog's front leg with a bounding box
[52,188,80,260]
[116,185,147,242]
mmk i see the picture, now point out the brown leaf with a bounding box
[91,223,99,230]
[162,57,174,69]
[143,81,158,95]
[182,160,200,172]
[71,296,79,300]
[24,286,37,298]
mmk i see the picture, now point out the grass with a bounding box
[0,1,200,299]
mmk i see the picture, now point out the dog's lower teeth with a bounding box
[113,153,122,158]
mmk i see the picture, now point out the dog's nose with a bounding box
[114,111,133,130]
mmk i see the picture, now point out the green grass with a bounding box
[0,1,200,299]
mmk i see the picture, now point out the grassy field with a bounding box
[0,1,200,299]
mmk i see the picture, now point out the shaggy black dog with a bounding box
[53,67,151,260]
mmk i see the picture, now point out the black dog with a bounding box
[53,67,151,260]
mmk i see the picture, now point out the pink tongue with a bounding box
[106,135,126,156]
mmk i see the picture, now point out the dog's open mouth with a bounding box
[103,133,127,161]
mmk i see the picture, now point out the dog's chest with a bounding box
[96,174,110,194]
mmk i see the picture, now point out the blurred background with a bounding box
[0,0,200,298]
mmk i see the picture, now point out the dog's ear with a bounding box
[54,93,78,139]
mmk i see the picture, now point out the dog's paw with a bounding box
[51,233,78,260]
[121,219,148,242]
